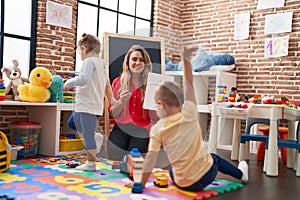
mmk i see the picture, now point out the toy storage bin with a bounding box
[59,138,85,151]
[59,133,85,151]
[9,122,41,158]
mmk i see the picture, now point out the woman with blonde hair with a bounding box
[107,45,157,160]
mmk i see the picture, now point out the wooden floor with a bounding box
[100,148,300,200]
[209,149,300,200]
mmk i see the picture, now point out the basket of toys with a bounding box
[9,121,41,158]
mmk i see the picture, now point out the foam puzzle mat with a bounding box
[0,157,244,200]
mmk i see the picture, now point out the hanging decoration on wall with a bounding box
[257,0,285,10]
[264,12,293,35]
[46,0,72,29]
[234,12,250,40]
[264,36,289,58]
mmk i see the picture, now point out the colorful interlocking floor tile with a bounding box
[0,158,244,200]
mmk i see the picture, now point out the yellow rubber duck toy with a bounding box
[18,67,52,102]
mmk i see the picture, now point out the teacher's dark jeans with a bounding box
[106,123,149,161]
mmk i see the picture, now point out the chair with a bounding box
[277,121,300,176]
[257,126,288,163]
[239,118,273,162]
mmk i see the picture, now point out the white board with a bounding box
[143,72,174,110]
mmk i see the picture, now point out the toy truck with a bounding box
[153,177,168,188]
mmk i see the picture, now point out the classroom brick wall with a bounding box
[153,0,300,135]
[153,0,184,62]
[153,0,300,102]
[36,0,77,72]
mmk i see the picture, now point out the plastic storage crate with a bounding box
[9,122,41,158]
[59,138,84,151]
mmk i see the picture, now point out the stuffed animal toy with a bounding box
[18,67,52,102]
[1,59,29,101]
[166,45,235,72]
[47,75,64,103]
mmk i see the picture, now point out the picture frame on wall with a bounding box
[46,1,72,29]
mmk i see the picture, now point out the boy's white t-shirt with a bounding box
[148,101,213,187]
[65,57,107,116]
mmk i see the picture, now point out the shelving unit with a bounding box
[29,103,84,156]
[0,101,82,156]
[165,70,237,147]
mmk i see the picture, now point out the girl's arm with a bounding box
[65,60,95,88]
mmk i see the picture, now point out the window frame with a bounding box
[0,0,37,75]
[75,0,154,70]
[77,0,154,37]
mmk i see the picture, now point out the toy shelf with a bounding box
[165,71,237,148]
[0,101,82,156]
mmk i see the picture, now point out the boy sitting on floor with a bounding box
[127,46,248,191]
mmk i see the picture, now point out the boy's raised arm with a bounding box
[182,46,198,104]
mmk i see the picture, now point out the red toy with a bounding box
[66,162,80,168]
[0,78,6,101]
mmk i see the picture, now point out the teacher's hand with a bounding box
[119,90,131,103]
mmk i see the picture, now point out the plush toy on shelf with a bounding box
[18,67,52,103]
[166,45,235,72]
[1,59,29,101]
[47,75,64,103]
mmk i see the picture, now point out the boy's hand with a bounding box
[124,182,133,188]
[181,46,198,61]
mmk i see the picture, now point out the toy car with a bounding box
[112,161,120,169]
[153,177,168,188]
[132,182,143,193]
[66,162,80,168]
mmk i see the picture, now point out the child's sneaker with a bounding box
[76,163,96,171]
[238,161,248,183]
[95,132,104,153]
